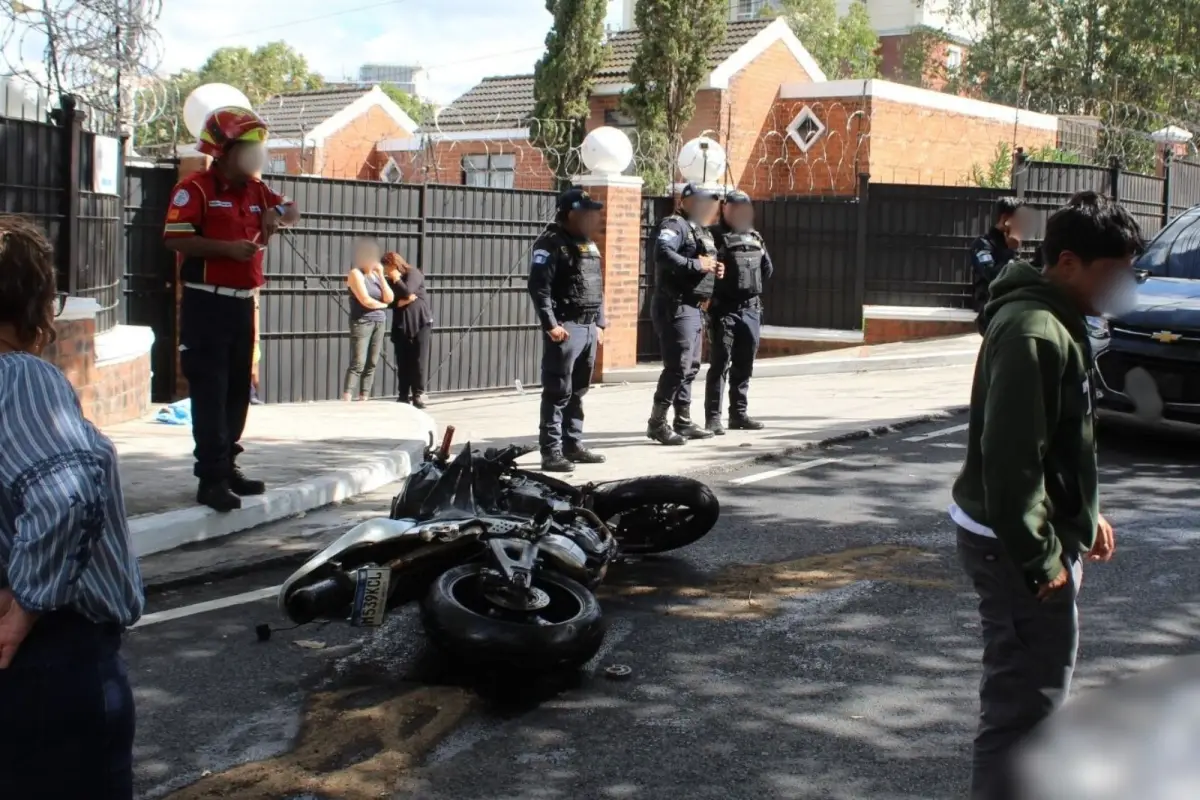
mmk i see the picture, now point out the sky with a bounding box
[3,0,629,106]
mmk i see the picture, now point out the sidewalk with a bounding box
[118,335,979,568]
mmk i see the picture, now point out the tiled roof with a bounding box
[256,87,371,138]
[427,74,536,133]
[596,18,774,82]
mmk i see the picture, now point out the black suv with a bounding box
[1091,205,1200,432]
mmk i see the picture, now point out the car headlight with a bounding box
[1085,316,1110,339]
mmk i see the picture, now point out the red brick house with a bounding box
[257,85,419,180]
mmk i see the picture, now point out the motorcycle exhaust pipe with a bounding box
[438,425,455,460]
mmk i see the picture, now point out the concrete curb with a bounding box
[129,413,437,559]
[604,349,978,384]
[138,406,971,592]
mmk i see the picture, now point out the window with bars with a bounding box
[729,0,768,21]
[462,153,516,188]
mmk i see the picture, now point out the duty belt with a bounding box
[184,282,256,299]
[713,295,761,311]
[560,310,601,324]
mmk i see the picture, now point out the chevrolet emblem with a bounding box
[1151,331,1182,343]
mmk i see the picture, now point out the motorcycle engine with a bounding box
[505,476,572,518]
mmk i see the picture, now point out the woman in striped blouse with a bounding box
[0,216,145,798]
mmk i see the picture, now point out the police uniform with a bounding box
[704,194,774,433]
[163,165,292,504]
[527,190,608,472]
[969,228,1018,334]
[646,184,721,445]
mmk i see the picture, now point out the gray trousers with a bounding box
[344,318,386,397]
[538,321,597,454]
[957,528,1082,800]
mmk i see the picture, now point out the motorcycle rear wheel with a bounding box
[591,475,720,554]
[420,564,605,671]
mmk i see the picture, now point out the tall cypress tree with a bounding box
[531,0,609,185]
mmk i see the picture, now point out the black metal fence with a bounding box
[0,98,124,333]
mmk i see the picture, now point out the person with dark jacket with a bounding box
[949,191,1144,800]
[527,188,608,472]
[704,190,774,434]
[970,197,1028,334]
[384,252,432,408]
[646,183,722,446]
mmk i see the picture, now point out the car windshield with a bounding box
[1137,206,1200,279]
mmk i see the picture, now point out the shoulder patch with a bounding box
[532,249,550,266]
[975,251,994,265]
[658,228,680,243]
[172,188,191,207]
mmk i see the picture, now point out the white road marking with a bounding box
[729,458,840,486]
[931,442,967,449]
[903,423,969,443]
[132,585,280,629]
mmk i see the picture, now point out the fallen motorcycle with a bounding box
[277,427,720,669]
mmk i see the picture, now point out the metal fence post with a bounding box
[854,172,870,315]
[418,182,430,268]
[51,94,86,294]
[1161,148,1175,227]
[1011,148,1029,198]
[1108,156,1122,203]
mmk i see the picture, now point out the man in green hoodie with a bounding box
[949,191,1144,800]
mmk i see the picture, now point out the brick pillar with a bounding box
[173,155,212,399]
[577,174,644,382]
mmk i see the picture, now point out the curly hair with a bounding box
[0,215,59,347]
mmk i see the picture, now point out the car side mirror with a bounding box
[1134,268,1151,284]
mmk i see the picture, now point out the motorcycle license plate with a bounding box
[351,567,391,627]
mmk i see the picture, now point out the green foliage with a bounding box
[967,141,1082,188]
[897,26,953,90]
[623,0,727,188]
[379,83,434,125]
[531,0,608,184]
[771,0,880,80]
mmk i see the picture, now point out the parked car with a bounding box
[1090,205,1200,433]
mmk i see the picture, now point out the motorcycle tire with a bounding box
[591,475,720,555]
[420,564,605,671]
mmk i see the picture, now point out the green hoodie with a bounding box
[951,261,1099,587]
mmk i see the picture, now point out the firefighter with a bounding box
[646,183,722,446]
[704,190,773,434]
[162,107,300,511]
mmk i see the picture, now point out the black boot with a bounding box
[229,468,266,496]
[197,480,242,512]
[565,448,607,464]
[728,414,765,430]
[705,416,726,435]
[412,393,428,409]
[674,409,714,440]
[541,451,575,472]
[647,403,686,446]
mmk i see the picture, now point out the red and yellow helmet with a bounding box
[196,107,269,157]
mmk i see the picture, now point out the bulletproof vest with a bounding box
[657,214,716,301]
[719,230,764,296]
[549,232,603,313]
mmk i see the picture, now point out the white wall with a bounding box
[834,0,977,42]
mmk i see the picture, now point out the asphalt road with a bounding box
[124,419,1200,800]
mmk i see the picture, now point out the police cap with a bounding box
[557,188,604,213]
[723,189,752,205]
[680,183,721,200]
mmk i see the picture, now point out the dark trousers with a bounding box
[393,325,431,402]
[957,528,1081,800]
[704,303,762,419]
[539,321,598,454]
[180,288,255,482]
[344,317,387,397]
[651,295,703,412]
[0,612,134,800]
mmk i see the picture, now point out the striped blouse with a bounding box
[0,352,144,627]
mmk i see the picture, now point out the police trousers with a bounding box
[704,301,762,419]
[539,320,598,454]
[180,287,255,482]
[0,611,134,800]
[957,528,1081,800]
[651,294,703,411]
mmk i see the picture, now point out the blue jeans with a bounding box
[0,611,135,799]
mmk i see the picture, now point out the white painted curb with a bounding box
[129,413,436,558]
[603,348,979,384]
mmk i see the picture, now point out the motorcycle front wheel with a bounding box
[591,475,720,555]
[420,564,605,670]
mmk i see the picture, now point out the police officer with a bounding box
[970,197,1027,334]
[528,188,608,473]
[163,107,300,511]
[704,190,773,434]
[646,183,723,445]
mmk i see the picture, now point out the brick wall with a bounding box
[320,105,414,180]
[43,318,153,426]
[388,139,556,191]
[877,34,963,92]
[585,181,643,379]
[757,98,870,196]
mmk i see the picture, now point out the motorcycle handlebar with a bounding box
[287,577,351,624]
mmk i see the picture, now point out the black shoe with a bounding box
[705,417,726,435]
[674,412,715,440]
[647,403,686,446]
[229,469,266,496]
[728,415,765,430]
[541,453,575,472]
[565,448,606,464]
[197,480,242,512]
[412,393,427,410]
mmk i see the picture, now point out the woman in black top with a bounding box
[383,252,432,408]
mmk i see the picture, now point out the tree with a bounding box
[624,0,727,192]
[531,0,608,184]
[380,82,434,125]
[772,0,880,80]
